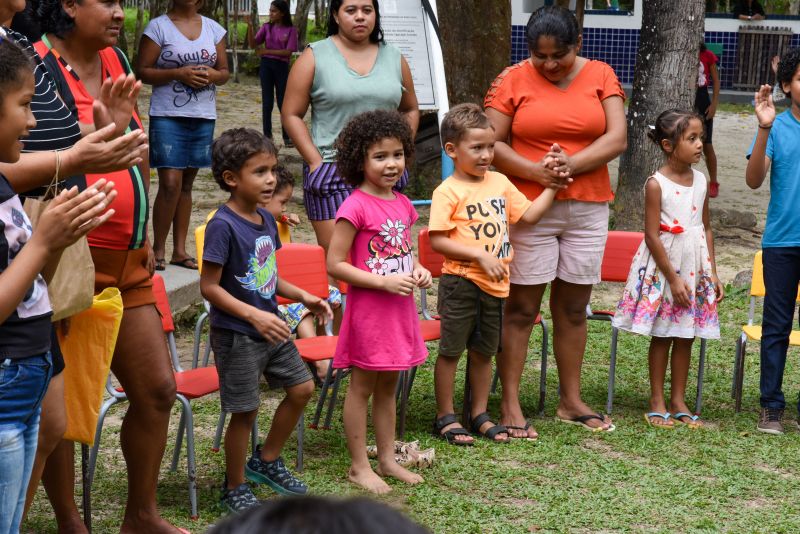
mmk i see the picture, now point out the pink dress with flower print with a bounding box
[612,170,720,339]
[333,189,427,370]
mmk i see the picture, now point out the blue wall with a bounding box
[511,26,800,90]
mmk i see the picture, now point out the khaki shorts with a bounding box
[509,200,609,286]
[437,275,503,359]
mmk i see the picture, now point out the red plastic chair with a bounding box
[87,274,219,519]
[590,231,709,414]
[418,229,550,416]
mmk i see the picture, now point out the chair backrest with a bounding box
[275,243,330,305]
[195,224,206,274]
[600,231,644,283]
[418,228,445,278]
[151,274,175,334]
[750,251,765,298]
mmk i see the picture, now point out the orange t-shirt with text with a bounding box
[429,171,531,298]
[484,59,624,203]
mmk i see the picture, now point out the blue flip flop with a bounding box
[644,412,674,428]
[673,412,702,429]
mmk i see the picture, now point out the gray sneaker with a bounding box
[245,445,308,496]
[220,482,259,514]
[757,407,785,435]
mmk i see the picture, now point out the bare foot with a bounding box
[500,402,539,439]
[348,466,391,494]
[120,516,186,534]
[376,460,424,485]
[556,401,613,430]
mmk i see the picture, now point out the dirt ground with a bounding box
[140,78,767,307]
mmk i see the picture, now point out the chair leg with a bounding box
[395,370,405,401]
[490,368,499,395]
[212,411,227,452]
[312,364,335,429]
[171,408,187,471]
[397,369,412,440]
[251,419,258,456]
[734,338,747,413]
[323,371,344,430]
[606,327,619,415]
[88,396,120,488]
[192,311,207,369]
[81,444,91,533]
[695,339,707,414]
[176,394,197,519]
[296,414,304,472]
[538,320,549,416]
[202,341,213,368]
[732,335,744,399]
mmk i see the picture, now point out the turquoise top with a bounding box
[309,37,403,162]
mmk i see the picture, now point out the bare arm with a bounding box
[327,219,416,294]
[519,187,557,225]
[398,56,419,138]
[552,95,627,177]
[429,231,507,284]
[205,37,230,86]
[136,35,211,89]
[282,48,323,170]
[485,107,568,189]
[200,262,291,342]
[746,84,775,189]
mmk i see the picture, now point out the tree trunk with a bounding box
[249,0,259,47]
[438,0,511,106]
[613,0,705,230]
[132,0,146,62]
[792,0,800,16]
[294,0,314,49]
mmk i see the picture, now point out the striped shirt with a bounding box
[0,27,82,157]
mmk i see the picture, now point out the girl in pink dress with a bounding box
[327,110,431,494]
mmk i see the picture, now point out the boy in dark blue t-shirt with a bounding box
[201,128,331,512]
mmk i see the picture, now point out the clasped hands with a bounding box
[537,143,574,190]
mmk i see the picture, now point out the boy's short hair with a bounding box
[0,38,34,108]
[778,48,800,97]
[273,164,295,193]
[211,128,277,192]
[440,103,494,146]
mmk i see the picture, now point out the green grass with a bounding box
[24,285,800,532]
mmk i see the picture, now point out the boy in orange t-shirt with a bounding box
[429,104,556,446]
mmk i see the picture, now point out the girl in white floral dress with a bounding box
[613,109,724,429]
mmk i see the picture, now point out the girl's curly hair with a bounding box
[33,0,77,38]
[211,128,277,192]
[0,39,34,108]
[334,110,414,188]
[778,48,800,97]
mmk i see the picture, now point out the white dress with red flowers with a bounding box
[612,170,720,339]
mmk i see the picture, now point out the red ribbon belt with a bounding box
[659,223,684,234]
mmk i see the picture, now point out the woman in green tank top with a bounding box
[282,0,419,254]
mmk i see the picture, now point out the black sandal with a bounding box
[154,258,166,271]
[470,412,510,443]
[433,413,474,446]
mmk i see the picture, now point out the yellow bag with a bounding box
[57,287,123,445]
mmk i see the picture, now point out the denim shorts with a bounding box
[0,352,52,533]
[149,116,215,169]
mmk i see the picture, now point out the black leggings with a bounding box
[259,57,290,141]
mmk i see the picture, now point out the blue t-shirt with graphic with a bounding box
[203,204,281,338]
[747,110,800,247]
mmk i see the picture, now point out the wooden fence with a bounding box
[734,26,793,91]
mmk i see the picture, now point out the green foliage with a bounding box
[306,23,327,45]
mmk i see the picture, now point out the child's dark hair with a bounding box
[0,38,34,108]
[334,109,414,188]
[440,103,494,146]
[327,0,384,43]
[274,164,295,194]
[271,1,293,26]
[647,109,704,152]
[209,496,429,534]
[211,128,277,192]
[34,0,76,38]
[777,48,800,97]
[526,6,581,51]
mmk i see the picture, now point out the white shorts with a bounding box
[509,200,609,286]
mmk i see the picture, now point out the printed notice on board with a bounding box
[381,0,437,109]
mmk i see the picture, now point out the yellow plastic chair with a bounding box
[732,251,800,412]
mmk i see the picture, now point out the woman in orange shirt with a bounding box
[484,6,627,437]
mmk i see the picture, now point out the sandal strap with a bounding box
[673,412,698,421]
[469,412,493,431]
[574,413,606,424]
[645,412,671,420]
[482,423,509,440]
[433,413,459,432]
[444,427,470,437]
